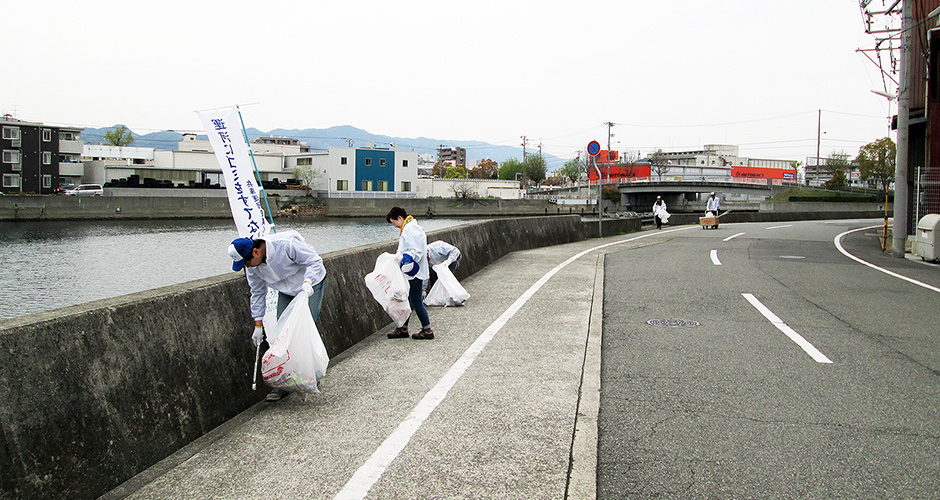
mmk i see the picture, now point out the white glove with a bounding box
[444,256,454,265]
[301,281,314,295]
[251,326,264,347]
[393,252,403,264]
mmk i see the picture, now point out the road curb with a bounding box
[566,252,604,499]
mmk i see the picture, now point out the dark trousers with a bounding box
[404,277,431,329]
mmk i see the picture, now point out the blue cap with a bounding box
[228,238,254,271]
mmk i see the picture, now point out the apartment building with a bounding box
[1,117,83,194]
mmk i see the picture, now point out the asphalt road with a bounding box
[599,219,940,499]
[102,218,939,500]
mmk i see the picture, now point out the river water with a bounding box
[0,217,475,321]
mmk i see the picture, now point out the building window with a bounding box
[42,129,52,142]
[340,157,347,165]
[401,181,411,192]
[43,152,52,165]
[377,180,388,191]
[3,150,21,165]
[362,180,373,191]
[402,160,409,167]
[2,127,20,140]
[380,159,386,167]
[59,131,80,141]
[336,179,348,191]
[297,157,312,166]
[365,158,372,166]
[42,175,52,189]
[2,174,20,188]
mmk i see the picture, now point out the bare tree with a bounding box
[452,180,478,199]
[293,165,326,190]
[650,150,670,180]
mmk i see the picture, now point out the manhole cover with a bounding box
[646,319,701,328]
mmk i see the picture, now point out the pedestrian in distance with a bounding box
[426,240,462,292]
[386,206,434,340]
[228,230,327,401]
[706,192,721,217]
[653,196,669,230]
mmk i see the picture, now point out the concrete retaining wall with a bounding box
[0,215,588,499]
[322,197,571,217]
[0,195,591,221]
[0,195,234,220]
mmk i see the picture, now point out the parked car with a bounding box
[65,184,104,196]
[54,183,75,194]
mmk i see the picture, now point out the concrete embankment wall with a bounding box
[0,194,234,220]
[322,197,596,218]
[664,202,886,226]
[0,195,588,221]
[0,215,592,500]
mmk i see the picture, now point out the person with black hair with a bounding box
[385,206,434,340]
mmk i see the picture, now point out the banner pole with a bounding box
[236,105,277,233]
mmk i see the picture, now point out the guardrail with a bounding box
[317,190,418,199]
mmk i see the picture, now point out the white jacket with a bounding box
[397,218,429,281]
[652,201,668,216]
[706,196,721,212]
[428,240,461,267]
[245,230,326,320]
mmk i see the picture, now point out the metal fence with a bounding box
[317,190,418,199]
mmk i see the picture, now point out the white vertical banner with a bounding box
[197,107,269,239]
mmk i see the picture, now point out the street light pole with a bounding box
[893,0,912,257]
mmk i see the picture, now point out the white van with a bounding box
[65,184,104,196]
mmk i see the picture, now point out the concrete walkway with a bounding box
[103,231,646,500]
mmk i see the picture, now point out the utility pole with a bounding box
[605,121,615,184]
[437,144,448,178]
[893,0,912,258]
[520,135,528,161]
[816,109,821,185]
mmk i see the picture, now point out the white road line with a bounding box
[723,232,745,241]
[710,249,721,266]
[333,226,696,500]
[834,226,940,294]
[766,224,793,230]
[741,293,833,364]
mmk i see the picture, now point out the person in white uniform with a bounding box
[652,196,669,230]
[386,206,434,340]
[705,192,721,216]
[426,240,462,291]
[228,230,327,401]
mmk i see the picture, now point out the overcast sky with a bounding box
[5,0,897,168]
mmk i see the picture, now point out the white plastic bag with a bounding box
[660,210,671,224]
[424,263,470,307]
[261,291,329,395]
[364,252,411,327]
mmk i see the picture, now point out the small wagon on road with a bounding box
[699,216,719,229]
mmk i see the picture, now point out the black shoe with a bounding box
[266,389,290,402]
[412,328,434,340]
[387,327,409,339]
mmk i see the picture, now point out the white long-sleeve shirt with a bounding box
[706,196,721,212]
[397,218,429,281]
[245,230,326,320]
[652,201,668,216]
[428,240,461,267]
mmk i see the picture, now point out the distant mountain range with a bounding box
[81,125,560,167]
